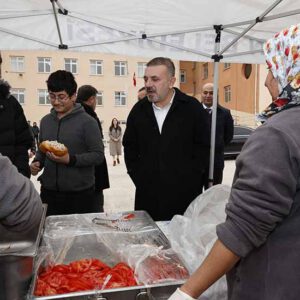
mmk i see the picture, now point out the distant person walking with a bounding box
[76,84,110,212]
[109,118,122,166]
[32,121,40,147]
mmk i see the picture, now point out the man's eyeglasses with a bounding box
[203,91,213,95]
[48,93,70,102]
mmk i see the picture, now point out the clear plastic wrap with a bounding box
[31,210,188,298]
[168,184,230,300]
[118,244,189,285]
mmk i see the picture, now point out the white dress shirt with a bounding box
[152,90,175,133]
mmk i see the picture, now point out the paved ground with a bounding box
[31,147,236,213]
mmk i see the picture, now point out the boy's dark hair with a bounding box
[47,70,77,96]
[146,57,175,77]
[76,85,98,103]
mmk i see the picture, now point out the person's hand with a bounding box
[46,151,70,164]
[30,161,41,176]
[168,288,197,300]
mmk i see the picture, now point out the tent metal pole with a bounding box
[50,0,67,49]
[0,27,57,47]
[208,25,223,188]
[223,49,263,58]
[223,28,265,44]
[220,0,283,55]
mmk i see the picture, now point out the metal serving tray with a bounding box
[0,205,47,300]
[28,211,186,300]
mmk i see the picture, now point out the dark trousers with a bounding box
[201,167,223,191]
[97,190,104,212]
[41,186,101,216]
[34,135,39,147]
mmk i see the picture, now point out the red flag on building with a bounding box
[133,72,136,87]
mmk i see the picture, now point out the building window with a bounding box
[38,57,51,73]
[114,61,127,76]
[224,85,231,102]
[242,64,252,79]
[137,62,147,77]
[96,91,103,106]
[115,91,126,106]
[11,88,25,104]
[38,89,50,105]
[65,58,78,74]
[180,70,186,83]
[203,63,208,79]
[224,63,231,70]
[90,60,103,75]
[10,56,24,72]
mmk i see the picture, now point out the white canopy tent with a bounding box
[1,0,299,183]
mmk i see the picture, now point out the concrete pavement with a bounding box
[30,147,236,213]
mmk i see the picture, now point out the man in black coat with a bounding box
[123,57,209,221]
[0,79,33,178]
[76,85,110,212]
[200,83,234,190]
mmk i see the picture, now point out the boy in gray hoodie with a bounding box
[30,70,104,216]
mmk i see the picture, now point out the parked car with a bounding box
[224,125,255,158]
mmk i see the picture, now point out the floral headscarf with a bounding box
[258,23,300,121]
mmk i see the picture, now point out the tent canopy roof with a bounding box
[1,0,299,63]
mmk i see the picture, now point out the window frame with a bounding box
[10,56,25,72]
[114,61,127,76]
[224,63,231,70]
[137,62,147,77]
[180,69,186,83]
[38,89,50,105]
[96,91,103,106]
[38,57,51,73]
[203,63,208,79]
[11,88,25,104]
[64,58,78,74]
[224,85,232,103]
[114,91,126,106]
[90,59,103,75]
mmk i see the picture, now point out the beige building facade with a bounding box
[0,50,180,139]
[1,50,271,135]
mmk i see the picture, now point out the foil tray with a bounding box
[28,211,186,300]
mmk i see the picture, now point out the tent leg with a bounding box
[208,26,223,188]
[50,0,68,49]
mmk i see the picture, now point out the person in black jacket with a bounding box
[200,83,234,190]
[123,57,209,221]
[0,79,33,178]
[76,85,110,212]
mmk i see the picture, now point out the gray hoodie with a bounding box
[0,154,42,234]
[35,104,104,192]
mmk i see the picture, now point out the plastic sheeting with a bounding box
[168,184,231,300]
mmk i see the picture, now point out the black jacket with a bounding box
[123,88,209,221]
[81,103,110,191]
[204,104,234,169]
[0,93,33,178]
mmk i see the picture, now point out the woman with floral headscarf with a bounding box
[169,24,300,300]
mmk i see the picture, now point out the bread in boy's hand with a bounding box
[39,140,68,157]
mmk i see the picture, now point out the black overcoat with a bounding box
[0,94,33,177]
[123,88,209,220]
